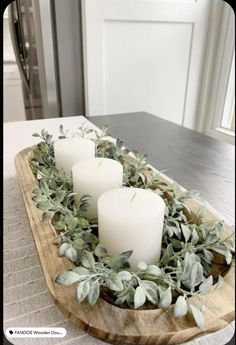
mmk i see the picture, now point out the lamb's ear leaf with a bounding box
[190,304,205,329]
[55,271,80,285]
[173,296,188,317]
[76,280,90,303]
[88,280,100,306]
[158,286,172,308]
[58,243,71,256]
[199,275,213,294]
[65,247,77,262]
[134,286,146,309]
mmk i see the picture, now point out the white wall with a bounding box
[103,20,192,125]
[82,0,211,129]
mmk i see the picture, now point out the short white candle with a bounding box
[54,137,95,175]
[97,187,165,268]
[72,158,123,219]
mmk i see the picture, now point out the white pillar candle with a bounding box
[97,187,165,268]
[54,137,95,175]
[72,158,123,220]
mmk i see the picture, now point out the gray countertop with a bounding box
[90,112,234,225]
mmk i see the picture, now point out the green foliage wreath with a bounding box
[30,124,234,329]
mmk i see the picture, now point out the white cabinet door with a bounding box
[82,0,210,129]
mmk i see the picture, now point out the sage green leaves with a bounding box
[173,296,188,317]
[189,304,205,329]
[134,286,146,309]
[30,125,234,329]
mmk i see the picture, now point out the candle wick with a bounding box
[130,192,137,203]
[97,161,103,168]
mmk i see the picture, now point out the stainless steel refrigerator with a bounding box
[8,0,85,120]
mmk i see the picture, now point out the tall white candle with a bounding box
[72,158,123,220]
[54,137,95,175]
[97,187,165,268]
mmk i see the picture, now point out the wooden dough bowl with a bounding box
[15,146,235,345]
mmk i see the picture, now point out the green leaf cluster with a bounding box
[30,125,235,329]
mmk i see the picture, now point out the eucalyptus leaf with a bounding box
[88,280,100,306]
[37,201,51,210]
[106,275,123,291]
[80,231,99,245]
[55,271,80,285]
[145,265,162,276]
[172,225,182,240]
[117,271,132,281]
[102,250,133,269]
[190,262,203,289]
[212,246,232,264]
[71,266,90,276]
[39,179,49,194]
[142,280,158,292]
[78,217,90,228]
[199,275,213,294]
[32,195,46,203]
[81,251,95,269]
[191,228,199,245]
[59,243,71,256]
[226,250,232,265]
[32,188,41,194]
[211,245,228,256]
[166,226,173,238]
[158,286,172,308]
[141,280,158,304]
[146,290,158,305]
[181,252,193,281]
[173,296,188,317]
[94,243,108,257]
[181,224,191,243]
[159,244,174,266]
[171,239,183,250]
[74,238,86,250]
[49,205,60,212]
[67,217,78,231]
[200,257,211,276]
[134,286,146,309]
[203,248,214,264]
[42,211,54,221]
[190,304,205,329]
[65,247,77,262]
[53,218,66,230]
[125,286,136,305]
[76,280,90,303]
[115,295,127,305]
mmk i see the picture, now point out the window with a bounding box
[197,1,235,145]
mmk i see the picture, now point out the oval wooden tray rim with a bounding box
[14,146,235,345]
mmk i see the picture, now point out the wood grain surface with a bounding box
[14,146,234,345]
